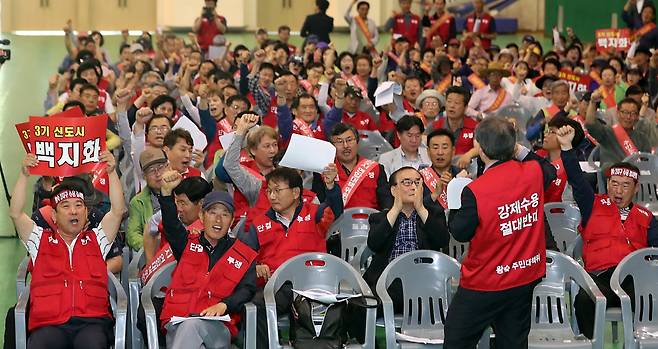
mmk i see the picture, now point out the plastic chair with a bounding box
[376,250,461,348]
[528,251,606,349]
[15,271,128,349]
[623,153,658,209]
[357,130,393,161]
[264,252,377,349]
[128,248,146,349]
[610,247,658,349]
[544,203,582,253]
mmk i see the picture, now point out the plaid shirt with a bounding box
[389,211,418,261]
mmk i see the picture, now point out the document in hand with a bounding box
[292,288,362,304]
[173,116,208,151]
[447,177,473,210]
[279,134,336,173]
[169,315,231,325]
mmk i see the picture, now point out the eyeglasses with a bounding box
[266,187,291,196]
[618,110,639,117]
[149,125,170,132]
[145,163,167,176]
[395,178,422,187]
[332,137,356,146]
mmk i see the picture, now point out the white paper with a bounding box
[292,288,362,304]
[208,45,227,60]
[579,161,600,173]
[169,315,231,325]
[395,332,444,345]
[219,131,236,150]
[447,177,473,209]
[374,81,402,107]
[279,134,336,173]
[173,116,208,151]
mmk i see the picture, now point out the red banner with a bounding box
[595,29,632,52]
[15,122,32,153]
[558,69,592,93]
[28,115,107,177]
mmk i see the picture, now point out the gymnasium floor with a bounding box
[0,32,623,347]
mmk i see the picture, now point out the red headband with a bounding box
[606,166,639,181]
[52,190,85,207]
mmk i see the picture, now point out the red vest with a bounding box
[197,16,226,51]
[29,230,111,331]
[544,158,567,203]
[336,158,381,210]
[580,196,652,272]
[342,110,377,131]
[392,13,421,46]
[425,13,454,47]
[431,117,478,155]
[160,237,257,336]
[462,161,546,291]
[252,202,327,274]
[465,13,494,49]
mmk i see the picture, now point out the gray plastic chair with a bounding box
[357,130,393,161]
[610,247,658,349]
[376,250,461,348]
[529,251,606,349]
[264,252,377,349]
[623,153,658,209]
[544,203,582,253]
[128,248,146,349]
[15,270,128,349]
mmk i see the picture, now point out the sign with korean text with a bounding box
[558,69,592,93]
[595,29,631,52]
[29,115,107,177]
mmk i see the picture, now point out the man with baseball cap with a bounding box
[556,125,658,339]
[158,169,257,349]
[126,148,168,250]
[10,151,125,349]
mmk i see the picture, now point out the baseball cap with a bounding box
[202,191,234,213]
[140,148,167,172]
[345,86,363,99]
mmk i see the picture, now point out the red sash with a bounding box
[612,124,639,156]
[341,159,379,206]
[467,73,486,90]
[436,74,452,94]
[484,88,507,113]
[571,115,598,145]
[354,16,373,46]
[292,118,314,138]
[634,22,657,40]
[428,12,453,38]
[598,86,616,109]
[420,167,448,209]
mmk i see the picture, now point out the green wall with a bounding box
[544,0,628,42]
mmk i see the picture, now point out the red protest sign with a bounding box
[15,122,32,153]
[558,69,592,93]
[29,115,107,177]
[595,29,631,52]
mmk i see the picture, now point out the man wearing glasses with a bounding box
[586,93,657,166]
[362,166,449,311]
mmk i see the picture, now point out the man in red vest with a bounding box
[10,151,125,349]
[193,0,227,54]
[246,167,343,348]
[158,170,257,348]
[556,125,658,339]
[445,118,557,348]
[463,0,497,50]
[586,95,657,166]
[313,123,392,210]
[385,0,423,47]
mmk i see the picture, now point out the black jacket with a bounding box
[362,205,449,289]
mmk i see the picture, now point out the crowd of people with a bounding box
[6,0,658,348]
